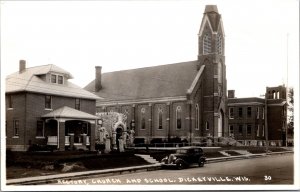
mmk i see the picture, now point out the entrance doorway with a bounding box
[116,127,123,151]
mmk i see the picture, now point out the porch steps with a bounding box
[233,150,252,155]
[219,151,231,157]
[135,154,160,164]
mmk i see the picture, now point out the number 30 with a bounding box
[264,175,272,180]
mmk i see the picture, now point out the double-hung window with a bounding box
[36,121,44,137]
[51,74,64,85]
[247,107,252,118]
[247,124,252,136]
[229,107,234,119]
[238,108,243,118]
[45,95,52,109]
[75,98,81,110]
[13,120,19,137]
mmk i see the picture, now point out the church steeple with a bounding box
[198,5,224,57]
[198,5,228,141]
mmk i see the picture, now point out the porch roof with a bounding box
[42,106,98,120]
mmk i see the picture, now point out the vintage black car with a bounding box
[161,146,206,169]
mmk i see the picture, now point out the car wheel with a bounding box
[198,161,204,167]
[176,162,184,170]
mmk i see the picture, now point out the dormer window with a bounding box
[58,75,64,84]
[51,74,57,83]
[51,74,64,84]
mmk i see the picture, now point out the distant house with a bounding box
[85,5,228,145]
[5,60,101,151]
[227,86,288,146]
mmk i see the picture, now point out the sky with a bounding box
[1,0,299,98]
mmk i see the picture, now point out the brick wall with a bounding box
[6,93,26,150]
[268,105,285,140]
[6,91,96,151]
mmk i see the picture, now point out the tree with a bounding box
[287,87,294,138]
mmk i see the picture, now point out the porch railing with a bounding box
[47,136,89,146]
[47,136,70,146]
[86,136,90,145]
[47,136,57,146]
[65,136,70,146]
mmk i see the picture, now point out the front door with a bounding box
[116,127,123,151]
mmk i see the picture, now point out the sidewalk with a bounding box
[6,150,293,185]
[6,163,162,185]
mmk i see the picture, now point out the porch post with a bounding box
[58,121,65,151]
[90,123,96,151]
[82,134,87,146]
[69,133,74,149]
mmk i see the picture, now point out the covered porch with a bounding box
[42,106,98,151]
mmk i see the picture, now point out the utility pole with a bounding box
[285,33,289,147]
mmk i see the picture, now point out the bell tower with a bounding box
[198,5,227,141]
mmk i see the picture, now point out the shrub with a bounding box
[134,138,145,144]
[168,137,181,143]
[95,144,105,151]
[150,138,163,144]
[27,144,53,152]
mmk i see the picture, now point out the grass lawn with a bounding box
[6,150,150,179]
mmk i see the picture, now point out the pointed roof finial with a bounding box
[204,5,219,13]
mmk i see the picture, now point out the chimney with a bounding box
[19,60,26,73]
[228,90,235,98]
[95,66,102,92]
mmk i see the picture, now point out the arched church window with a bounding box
[217,34,222,55]
[195,104,199,130]
[176,106,182,130]
[205,121,209,130]
[158,107,163,129]
[203,34,211,54]
[141,107,146,130]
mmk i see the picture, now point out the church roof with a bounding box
[85,61,200,102]
[6,64,101,100]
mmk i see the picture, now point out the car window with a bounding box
[192,148,203,153]
[176,149,188,154]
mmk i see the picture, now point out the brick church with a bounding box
[85,5,228,144]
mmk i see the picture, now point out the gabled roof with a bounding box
[42,106,98,119]
[85,61,200,102]
[6,64,101,100]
